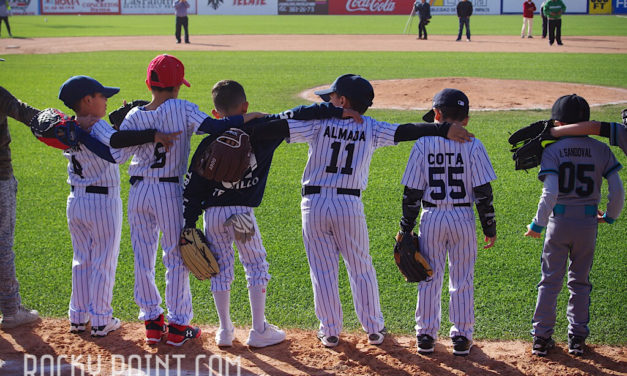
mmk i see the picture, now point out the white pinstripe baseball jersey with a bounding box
[288,116,398,189]
[112,99,207,177]
[402,135,496,341]
[64,120,119,187]
[287,116,398,338]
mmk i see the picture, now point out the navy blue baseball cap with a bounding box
[58,75,120,109]
[314,74,374,108]
[423,88,469,122]
[551,94,590,124]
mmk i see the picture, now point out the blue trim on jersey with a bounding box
[610,122,619,147]
[538,169,559,176]
[603,163,622,178]
[76,127,116,163]
[529,221,544,233]
[603,213,616,224]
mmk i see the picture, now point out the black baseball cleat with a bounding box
[166,323,201,346]
[452,335,473,356]
[568,335,585,356]
[532,336,555,356]
[417,334,435,354]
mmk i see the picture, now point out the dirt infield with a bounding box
[1,319,626,375]
[1,34,627,54]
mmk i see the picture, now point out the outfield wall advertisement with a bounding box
[121,0,198,14]
[40,0,120,14]
[9,0,39,14]
[197,0,278,14]
[502,0,588,13]
[430,0,500,15]
[328,0,414,15]
[614,0,627,13]
[278,0,327,14]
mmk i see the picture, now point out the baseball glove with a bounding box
[194,128,252,183]
[108,100,149,129]
[394,231,433,283]
[179,228,219,281]
[622,108,627,126]
[29,108,79,150]
[508,119,557,171]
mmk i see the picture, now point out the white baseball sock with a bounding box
[248,285,267,333]
[212,290,233,330]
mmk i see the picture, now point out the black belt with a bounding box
[71,185,108,194]
[302,185,360,197]
[130,176,179,185]
[422,201,471,208]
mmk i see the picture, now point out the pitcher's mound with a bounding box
[300,77,627,112]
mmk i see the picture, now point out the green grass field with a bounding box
[6,14,627,37]
[1,15,626,345]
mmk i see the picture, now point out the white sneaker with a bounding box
[317,330,339,348]
[70,321,89,333]
[91,317,121,337]
[215,327,235,347]
[246,322,285,348]
[367,327,387,345]
[1,306,40,329]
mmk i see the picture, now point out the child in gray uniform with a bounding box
[524,94,624,356]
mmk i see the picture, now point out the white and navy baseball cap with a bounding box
[422,88,470,122]
[59,75,119,110]
[551,94,590,124]
[314,74,374,108]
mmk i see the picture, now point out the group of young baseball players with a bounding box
[0,53,624,359]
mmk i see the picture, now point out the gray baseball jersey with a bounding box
[287,116,397,337]
[402,136,496,341]
[531,136,623,339]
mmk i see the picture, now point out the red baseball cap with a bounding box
[145,54,190,89]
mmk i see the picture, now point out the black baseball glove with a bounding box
[394,231,433,283]
[108,100,149,129]
[508,119,557,171]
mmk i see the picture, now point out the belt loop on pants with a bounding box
[130,176,179,185]
[302,185,360,197]
[71,185,109,194]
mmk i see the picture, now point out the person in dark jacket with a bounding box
[414,0,431,40]
[456,0,473,42]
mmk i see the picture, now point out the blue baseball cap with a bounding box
[58,75,120,109]
[422,88,470,122]
[551,94,590,124]
[314,74,374,108]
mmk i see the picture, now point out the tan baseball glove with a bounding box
[179,228,219,280]
[394,231,433,283]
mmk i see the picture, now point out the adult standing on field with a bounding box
[456,0,473,42]
[543,0,565,46]
[0,0,12,38]
[174,0,190,44]
[0,87,40,329]
[539,0,548,38]
[521,0,536,38]
[414,0,432,40]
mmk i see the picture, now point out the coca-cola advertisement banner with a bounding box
[41,0,120,14]
[328,0,413,14]
[278,0,327,14]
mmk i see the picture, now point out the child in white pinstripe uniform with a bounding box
[400,88,497,356]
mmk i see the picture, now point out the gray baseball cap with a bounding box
[314,74,374,108]
[423,88,470,122]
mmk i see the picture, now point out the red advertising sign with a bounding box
[328,0,413,14]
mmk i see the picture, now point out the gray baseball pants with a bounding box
[0,176,20,316]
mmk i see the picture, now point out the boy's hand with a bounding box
[524,226,542,238]
[446,122,474,143]
[342,108,363,123]
[483,235,496,249]
[597,209,606,223]
[242,112,267,123]
[155,130,182,151]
